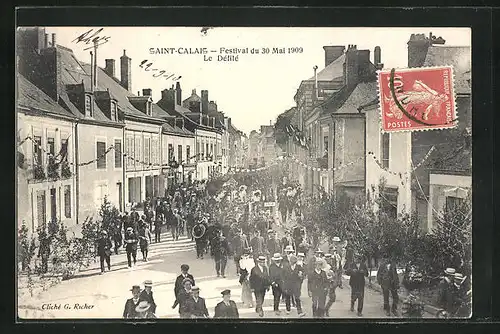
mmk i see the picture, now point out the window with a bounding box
[445,196,464,212]
[380,187,398,219]
[146,101,152,116]
[126,136,134,169]
[381,133,390,169]
[151,138,158,165]
[134,136,142,166]
[144,137,151,166]
[323,135,329,157]
[206,143,209,158]
[196,141,200,161]
[36,190,46,228]
[114,139,122,168]
[111,101,117,121]
[85,94,93,117]
[33,136,42,165]
[47,137,55,155]
[168,144,174,163]
[60,138,69,162]
[178,145,183,163]
[64,185,71,218]
[186,145,191,163]
[95,182,109,207]
[96,141,106,169]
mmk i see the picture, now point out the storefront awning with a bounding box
[444,187,469,199]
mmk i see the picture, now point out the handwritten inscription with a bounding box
[72,28,111,51]
[139,60,182,81]
[41,303,95,310]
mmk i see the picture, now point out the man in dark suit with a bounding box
[186,286,209,318]
[269,253,285,315]
[250,230,265,261]
[172,264,195,309]
[139,280,157,314]
[177,278,194,318]
[308,258,329,318]
[266,230,281,265]
[212,230,230,277]
[123,285,141,319]
[345,253,369,316]
[232,229,249,275]
[123,227,138,268]
[249,255,271,317]
[283,254,306,317]
[214,289,239,318]
[377,257,400,316]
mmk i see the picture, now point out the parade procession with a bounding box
[16,26,472,320]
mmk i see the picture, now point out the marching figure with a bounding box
[138,222,151,262]
[173,264,196,309]
[269,253,285,315]
[232,228,249,275]
[250,230,265,261]
[308,258,329,318]
[283,254,306,317]
[324,254,338,317]
[212,230,230,278]
[186,286,209,318]
[154,216,163,243]
[193,219,207,259]
[250,255,271,317]
[139,280,157,314]
[97,230,112,274]
[177,278,194,318]
[124,227,138,269]
[345,253,369,317]
[377,256,400,316]
[239,247,255,308]
[214,289,240,318]
[123,285,141,319]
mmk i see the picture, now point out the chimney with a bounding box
[44,34,49,49]
[51,33,56,48]
[407,33,432,68]
[313,65,318,99]
[160,88,175,111]
[323,46,345,67]
[142,88,152,96]
[356,50,371,82]
[175,82,182,106]
[211,117,216,128]
[374,46,383,70]
[201,90,208,114]
[208,101,218,113]
[105,59,115,77]
[344,44,359,88]
[120,49,132,91]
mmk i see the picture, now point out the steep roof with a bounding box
[308,53,346,81]
[334,82,378,114]
[423,45,471,95]
[151,104,194,137]
[17,74,76,119]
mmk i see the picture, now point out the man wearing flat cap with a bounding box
[123,285,141,319]
[97,230,112,274]
[214,289,239,318]
[139,280,157,314]
[173,264,196,309]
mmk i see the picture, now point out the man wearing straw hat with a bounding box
[437,267,457,315]
[283,254,306,317]
[269,252,285,315]
[123,285,141,319]
[250,255,271,317]
[139,280,157,314]
[135,300,156,319]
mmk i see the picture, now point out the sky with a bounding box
[46,27,470,135]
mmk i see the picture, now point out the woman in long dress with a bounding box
[239,251,255,308]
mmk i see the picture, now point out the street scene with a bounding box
[17,27,471,320]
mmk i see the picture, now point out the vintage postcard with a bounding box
[16,26,471,320]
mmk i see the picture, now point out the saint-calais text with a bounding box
[149,46,303,62]
[41,303,95,310]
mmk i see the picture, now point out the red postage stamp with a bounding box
[377,66,457,132]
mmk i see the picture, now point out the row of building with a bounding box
[271,32,471,232]
[16,27,247,234]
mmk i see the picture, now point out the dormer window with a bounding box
[110,101,117,121]
[146,101,152,116]
[85,94,93,117]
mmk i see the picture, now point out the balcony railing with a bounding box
[31,159,73,183]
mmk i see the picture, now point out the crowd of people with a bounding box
[110,175,471,319]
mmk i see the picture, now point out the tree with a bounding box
[98,196,120,234]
